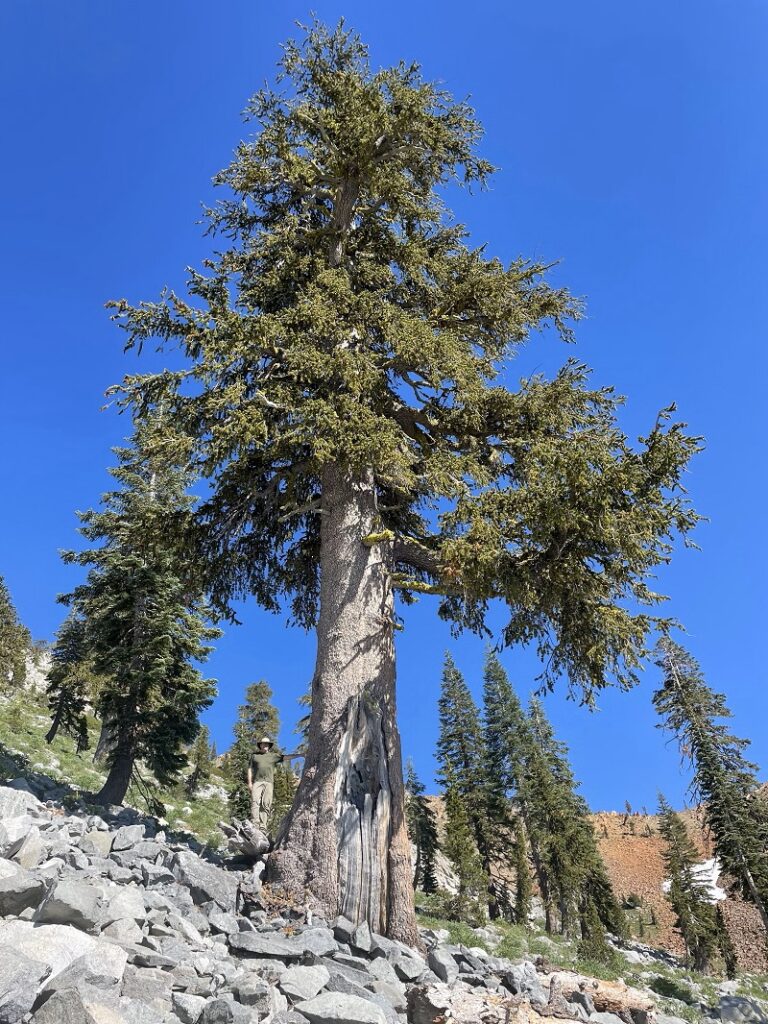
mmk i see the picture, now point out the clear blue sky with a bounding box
[1,1,765,811]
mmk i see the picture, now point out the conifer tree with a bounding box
[110,19,701,938]
[185,724,215,797]
[0,574,30,689]
[443,780,488,924]
[512,816,533,926]
[654,639,768,932]
[226,680,281,819]
[437,654,497,913]
[405,759,439,894]
[657,794,721,972]
[61,420,219,806]
[45,611,94,750]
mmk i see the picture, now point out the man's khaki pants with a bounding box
[251,779,273,832]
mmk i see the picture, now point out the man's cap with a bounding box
[257,736,274,747]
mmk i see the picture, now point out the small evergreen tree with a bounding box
[226,680,282,820]
[405,759,439,894]
[185,724,215,797]
[45,611,94,750]
[443,780,488,924]
[0,574,30,689]
[657,794,721,972]
[654,639,768,932]
[61,418,219,806]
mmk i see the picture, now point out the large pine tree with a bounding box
[657,794,721,972]
[60,420,219,806]
[109,20,700,939]
[0,574,30,689]
[653,639,768,932]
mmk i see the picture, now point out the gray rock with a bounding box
[36,945,128,1003]
[296,992,387,1024]
[0,858,46,915]
[29,986,118,1024]
[273,1013,311,1024]
[351,921,372,954]
[392,952,425,983]
[426,947,458,985]
[655,1016,690,1024]
[11,827,44,869]
[199,998,251,1024]
[111,824,145,851]
[101,918,143,943]
[101,884,146,926]
[0,785,44,819]
[172,992,207,1024]
[0,817,33,859]
[332,916,356,945]
[0,920,101,978]
[207,910,239,935]
[280,965,331,1002]
[166,912,207,947]
[0,947,51,1023]
[719,997,768,1023]
[406,985,452,1024]
[502,961,547,1006]
[36,878,102,932]
[588,1014,624,1024]
[172,852,238,912]
[120,964,174,1010]
[141,861,175,886]
[300,927,338,957]
[228,930,310,959]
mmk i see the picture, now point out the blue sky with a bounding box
[1,1,765,811]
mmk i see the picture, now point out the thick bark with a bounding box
[267,464,417,944]
[95,739,134,806]
[94,718,116,765]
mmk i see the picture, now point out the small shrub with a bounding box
[649,975,697,1004]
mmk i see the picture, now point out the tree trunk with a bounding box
[94,718,116,764]
[267,464,417,944]
[95,739,134,806]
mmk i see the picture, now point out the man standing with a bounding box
[248,736,301,833]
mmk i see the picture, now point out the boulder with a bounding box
[332,916,356,945]
[199,998,251,1024]
[36,878,102,932]
[300,927,338,957]
[207,910,239,935]
[0,920,101,978]
[0,858,46,915]
[501,961,547,1006]
[0,816,33,859]
[0,785,44,819]
[171,852,238,912]
[111,825,145,851]
[36,945,128,1003]
[228,931,311,959]
[0,948,51,1024]
[100,885,146,927]
[719,996,768,1023]
[280,965,331,1002]
[11,827,44,869]
[296,992,387,1024]
[171,992,207,1024]
[427,947,458,986]
[29,986,120,1024]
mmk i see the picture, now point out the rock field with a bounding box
[1,781,766,1024]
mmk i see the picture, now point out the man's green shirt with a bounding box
[250,751,284,783]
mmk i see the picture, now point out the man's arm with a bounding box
[247,760,253,787]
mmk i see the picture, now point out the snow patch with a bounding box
[663,857,727,903]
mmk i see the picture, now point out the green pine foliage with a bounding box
[442,780,489,926]
[657,794,721,973]
[437,653,499,914]
[185,724,215,797]
[512,816,533,926]
[109,18,701,709]
[0,574,30,689]
[405,758,439,894]
[225,680,281,821]
[653,639,768,932]
[45,611,95,751]
[61,418,219,806]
